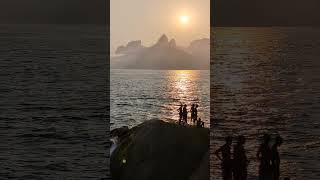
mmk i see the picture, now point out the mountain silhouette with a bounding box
[115,40,145,55]
[111,34,209,70]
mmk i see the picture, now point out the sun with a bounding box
[179,15,189,24]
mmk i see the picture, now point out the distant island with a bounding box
[111,34,209,70]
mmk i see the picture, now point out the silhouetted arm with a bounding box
[256,146,262,160]
[214,147,222,161]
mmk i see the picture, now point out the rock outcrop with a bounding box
[156,34,169,46]
[115,40,144,55]
[169,39,177,48]
[110,120,209,180]
[111,34,209,70]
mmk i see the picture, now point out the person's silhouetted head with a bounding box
[263,134,271,144]
[196,104,198,108]
[238,135,246,145]
[192,104,194,107]
[184,104,187,107]
[226,136,232,145]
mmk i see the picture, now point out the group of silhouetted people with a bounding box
[215,136,248,180]
[257,134,284,180]
[177,104,204,127]
[215,134,287,180]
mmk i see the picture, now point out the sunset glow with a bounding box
[179,15,189,24]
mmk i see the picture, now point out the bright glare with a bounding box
[179,15,189,24]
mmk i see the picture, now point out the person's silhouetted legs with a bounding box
[233,135,248,180]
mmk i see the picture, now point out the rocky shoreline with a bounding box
[110,119,209,180]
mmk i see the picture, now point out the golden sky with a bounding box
[111,0,210,54]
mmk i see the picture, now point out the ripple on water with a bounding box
[111,69,210,129]
[211,27,320,180]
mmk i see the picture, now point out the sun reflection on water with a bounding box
[165,70,209,127]
[111,69,209,129]
[173,70,195,93]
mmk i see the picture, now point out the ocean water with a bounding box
[111,69,210,129]
[211,27,320,180]
[0,25,109,179]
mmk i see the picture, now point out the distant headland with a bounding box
[111,34,209,70]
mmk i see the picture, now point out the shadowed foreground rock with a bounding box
[110,119,209,180]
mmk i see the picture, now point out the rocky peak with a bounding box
[156,34,169,45]
[169,39,176,47]
[127,40,142,48]
[115,40,144,54]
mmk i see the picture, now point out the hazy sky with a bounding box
[111,0,210,54]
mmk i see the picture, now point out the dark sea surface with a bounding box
[211,27,320,180]
[111,69,210,130]
[0,25,109,179]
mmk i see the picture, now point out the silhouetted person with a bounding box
[193,104,198,124]
[182,104,188,124]
[177,104,183,124]
[196,118,204,128]
[271,135,283,180]
[215,136,233,180]
[190,104,195,124]
[257,134,272,180]
[233,135,248,180]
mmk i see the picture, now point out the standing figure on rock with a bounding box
[177,104,183,124]
[182,104,188,124]
[233,135,248,180]
[215,136,233,180]
[257,134,272,180]
[190,104,195,124]
[271,135,283,180]
[193,104,198,125]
